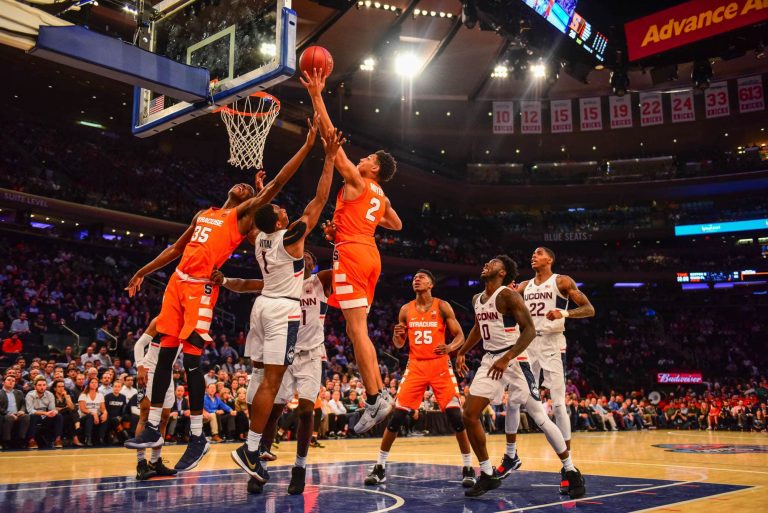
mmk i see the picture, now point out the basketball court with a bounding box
[1,431,765,512]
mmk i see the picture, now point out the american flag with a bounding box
[148,95,165,115]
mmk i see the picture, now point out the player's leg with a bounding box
[498,400,522,478]
[287,350,324,495]
[134,396,156,480]
[148,378,179,477]
[548,351,571,450]
[462,394,501,497]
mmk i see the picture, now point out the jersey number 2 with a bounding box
[529,302,545,316]
[365,197,381,222]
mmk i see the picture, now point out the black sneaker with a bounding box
[497,452,522,479]
[287,466,306,495]
[566,468,586,499]
[259,444,277,462]
[364,464,386,485]
[464,470,501,497]
[461,466,477,488]
[174,434,210,472]
[136,460,157,481]
[247,476,264,494]
[310,437,325,448]
[125,423,164,449]
[559,467,569,495]
[231,443,269,482]
[150,459,178,477]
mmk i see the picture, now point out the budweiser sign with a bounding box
[657,372,703,384]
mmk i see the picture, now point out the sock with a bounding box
[561,455,575,472]
[295,455,307,468]
[190,415,203,436]
[247,430,262,452]
[366,393,379,406]
[137,449,145,462]
[479,459,493,475]
[148,407,162,427]
[506,442,517,458]
[461,453,472,467]
[150,446,162,463]
[377,450,389,467]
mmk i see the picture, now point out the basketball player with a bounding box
[131,318,180,480]
[456,256,585,498]
[211,249,331,495]
[364,269,476,488]
[124,118,319,471]
[230,127,341,485]
[499,247,594,494]
[301,69,402,433]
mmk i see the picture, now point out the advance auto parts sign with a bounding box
[625,0,768,61]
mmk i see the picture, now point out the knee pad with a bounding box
[445,407,465,433]
[247,367,264,405]
[386,408,409,433]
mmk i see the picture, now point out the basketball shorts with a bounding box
[275,344,324,404]
[328,242,381,310]
[245,295,300,366]
[470,352,539,406]
[527,333,567,394]
[395,357,460,411]
[156,272,219,353]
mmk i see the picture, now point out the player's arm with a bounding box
[392,305,408,349]
[211,269,264,294]
[510,279,528,294]
[549,275,595,320]
[434,301,464,355]
[490,290,536,379]
[317,270,333,297]
[378,197,403,231]
[125,212,201,297]
[300,69,363,189]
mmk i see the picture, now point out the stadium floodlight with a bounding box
[394,52,421,78]
[530,63,546,79]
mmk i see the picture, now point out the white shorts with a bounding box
[245,295,301,366]
[275,345,324,404]
[469,352,539,406]
[528,333,566,393]
[144,369,175,409]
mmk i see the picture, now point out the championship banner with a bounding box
[579,97,602,131]
[639,92,664,126]
[737,75,765,113]
[705,81,730,118]
[670,90,695,122]
[520,100,542,134]
[550,99,573,133]
[609,95,633,129]
[625,0,768,61]
[492,101,514,134]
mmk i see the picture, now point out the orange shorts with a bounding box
[328,242,381,310]
[156,272,219,354]
[395,356,460,412]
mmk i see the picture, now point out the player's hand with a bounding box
[508,280,517,290]
[211,269,226,286]
[487,356,511,380]
[137,365,148,388]
[254,170,266,194]
[306,114,319,146]
[300,68,327,97]
[125,273,144,297]
[321,219,337,243]
[454,354,469,378]
[546,310,564,320]
[392,323,406,345]
[321,127,346,158]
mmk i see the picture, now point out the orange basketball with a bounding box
[299,46,334,78]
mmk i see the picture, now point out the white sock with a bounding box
[561,455,575,472]
[479,459,493,475]
[148,407,162,427]
[190,415,203,436]
[137,449,145,462]
[377,450,389,467]
[506,442,517,458]
[461,453,472,467]
[247,430,262,452]
[150,446,162,463]
[295,455,307,468]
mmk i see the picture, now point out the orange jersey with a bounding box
[177,207,244,277]
[406,298,446,360]
[332,178,386,247]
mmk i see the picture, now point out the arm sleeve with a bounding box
[133,336,152,366]
[283,221,307,246]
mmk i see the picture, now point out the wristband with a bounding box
[561,310,570,318]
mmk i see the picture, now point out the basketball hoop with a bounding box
[218,92,281,170]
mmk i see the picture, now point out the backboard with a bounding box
[132,0,296,137]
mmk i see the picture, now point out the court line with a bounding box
[615,484,654,487]
[665,431,768,441]
[628,485,762,513]
[318,484,405,513]
[388,474,418,480]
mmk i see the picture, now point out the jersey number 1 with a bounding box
[365,197,381,222]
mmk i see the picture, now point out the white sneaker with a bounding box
[354,394,393,434]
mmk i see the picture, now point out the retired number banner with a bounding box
[640,92,664,126]
[520,100,542,134]
[737,75,765,113]
[579,97,602,131]
[550,99,573,133]
[670,90,695,122]
[609,95,633,129]
[493,102,514,134]
[705,81,730,118]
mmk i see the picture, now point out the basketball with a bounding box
[299,46,334,78]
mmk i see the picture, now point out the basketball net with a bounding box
[218,92,281,170]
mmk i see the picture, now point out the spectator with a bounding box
[2,333,22,354]
[52,378,81,446]
[167,386,190,442]
[233,387,249,441]
[10,313,30,335]
[25,376,63,449]
[98,370,114,396]
[80,347,99,367]
[0,375,29,449]
[57,346,76,365]
[327,390,347,438]
[203,383,231,443]
[78,377,107,446]
[96,347,111,369]
[104,381,128,444]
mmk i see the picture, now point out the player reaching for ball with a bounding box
[301,64,403,434]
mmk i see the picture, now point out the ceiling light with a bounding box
[530,63,546,79]
[360,57,376,71]
[394,52,421,78]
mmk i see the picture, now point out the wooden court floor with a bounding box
[0,430,765,512]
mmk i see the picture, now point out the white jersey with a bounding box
[473,286,528,360]
[523,273,569,334]
[255,229,304,299]
[297,274,328,352]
